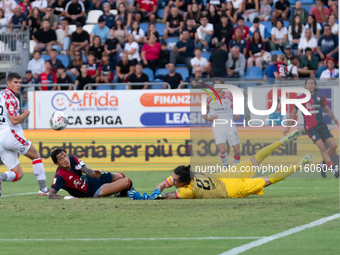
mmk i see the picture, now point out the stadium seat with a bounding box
[69,25,76,34]
[245,67,263,79]
[175,63,186,67]
[283,21,289,28]
[175,68,189,81]
[260,21,272,32]
[86,10,103,24]
[302,6,311,13]
[154,68,169,77]
[314,65,327,78]
[166,37,179,51]
[245,21,253,28]
[110,10,117,15]
[143,68,154,81]
[270,50,283,56]
[201,52,211,60]
[29,40,37,55]
[155,23,166,37]
[293,49,297,55]
[300,0,314,3]
[289,0,296,4]
[150,84,164,89]
[71,54,87,63]
[139,23,149,33]
[41,55,51,61]
[83,25,94,35]
[113,85,127,90]
[157,9,164,19]
[97,85,112,90]
[57,55,69,68]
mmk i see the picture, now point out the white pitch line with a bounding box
[0,237,263,242]
[1,192,38,197]
[219,213,340,255]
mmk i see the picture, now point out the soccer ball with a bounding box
[49,111,68,131]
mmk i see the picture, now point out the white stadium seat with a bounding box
[86,10,103,24]
[30,40,37,55]
[68,25,76,34]
[110,10,117,15]
[83,24,94,35]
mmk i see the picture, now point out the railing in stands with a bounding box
[84,82,171,90]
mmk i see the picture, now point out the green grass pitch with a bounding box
[0,172,339,255]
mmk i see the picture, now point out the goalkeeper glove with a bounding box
[127,190,150,200]
[149,188,161,200]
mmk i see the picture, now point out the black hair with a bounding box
[307,14,317,35]
[305,47,312,52]
[251,31,263,44]
[51,48,57,52]
[51,148,66,164]
[7,72,21,82]
[173,165,191,185]
[291,15,302,35]
[253,17,260,23]
[57,64,65,69]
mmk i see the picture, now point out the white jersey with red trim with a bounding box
[0,89,24,135]
[207,92,234,128]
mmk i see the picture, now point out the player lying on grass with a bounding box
[49,149,133,199]
[128,130,313,200]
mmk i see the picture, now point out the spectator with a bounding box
[208,42,229,77]
[284,44,295,64]
[328,0,338,19]
[67,50,84,78]
[89,36,104,61]
[197,15,214,51]
[272,0,290,25]
[104,28,121,68]
[305,14,321,39]
[97,52,113,83]
[211,14,233,49]
[55,18,71,54]
[0,9,5,34]
[243,0,259,22]
[90,16,109,46]
[181,19,197,41]
[9,5,27,32]
[229,27,247,56]
[114,53,135,83]
[275,54,288,78]
[116,3,132,30]
[135,0,157,23]
[128,63,149,89]
[100,2,115,29]
[37,61,58,91]
[33,19,57,54]
[22,70,37,85]
[286,55,299,79]
[28,7,42,38]
[116,0,134,13]
[86,52,99,80]
[320,57,339,79]
[297,28,317,55]
[159,41,170,68]
[56,64,73,90]
[329,14,338,35]
[163,63,183,89]
[226,1,237,24]
[65,0,86,25]
[288,15,305,48]
[0,0,16,23]
[226,46,245,78]
[47,49,62,73]
[316,24,338,60]
[186,3,201,26]
[207,5,221,28]
[169,30,195,72]
[249,17,270,47]
[75,64,94,90]
[187,0,204,15]
[264,55,279,83]
[31,0,47,13]
[310,0,330,25]
[290,1,308,25]
[190,47,208,74]
[270,20,288,51]
[259,0,271,21]
[247,31,265,68]
[145,23,160,43]
[189,66,207,86]
[124,34,141,65]
[27,51,45,80]
[141,33,161,72]
[70,23,89,57]
[299,47,318,77]
[230,0,244,16]
[232,17,250,40]
[42,6,58,30]
[20,0,32,17]
[129,20,145,46]
[206,0,226,15]
[164,6,183,40]
[52,0,66,18]
[114,17,127,45]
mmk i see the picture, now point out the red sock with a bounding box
[233,155,240,160]
[120,173,125,178]
[326,161,334,169]
[12,172,18,182]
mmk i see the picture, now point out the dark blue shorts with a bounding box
[86,172,113,197]
[306,122,333,143]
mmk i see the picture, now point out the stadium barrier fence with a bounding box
[83,82,171,90]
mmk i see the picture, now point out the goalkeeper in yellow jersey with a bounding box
[128,130,313,200]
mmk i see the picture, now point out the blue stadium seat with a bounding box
[302,6,311,13]
[283,21,289,28]
[289,0,296,4]
[139,23,149,33]
[336,19,338,24]
[314,65,327,78]
[270,50,283,56]
[143,68,154,81]
[155,68,169,77]
[300,0,314,4]
[150,84,164,89]
[201,52,211,60]
[155,23,166,37]
[175,68,189,81]
[157,9,164,19]
[97,85,112,90]
[293,49,297,55]
[113,85,127,90]
[175,63,186,67]
[260,21,272,32]
[245,21,253,28]
[71,54,87,63]
[41,55,51,61]
[245,67,263,79]
[57,55,69,68]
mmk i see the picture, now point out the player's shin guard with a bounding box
[232,155,240,165]
[269,164,300,184]
[254,141,282,163]
[32,158,47,192]
[219,152,229,166]
[0,171,18,182]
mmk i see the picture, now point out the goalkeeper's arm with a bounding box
[155,179,172,192]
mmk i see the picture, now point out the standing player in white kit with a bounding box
[202,78,241,167]
[0,73,49,196]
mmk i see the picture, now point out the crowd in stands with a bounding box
[0,0,338,90]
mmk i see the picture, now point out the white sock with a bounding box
[219,152,229,166]
[232,155,241,165]
[32,158,47,191]
[1,171,17,182]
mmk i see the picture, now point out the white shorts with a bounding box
[213,127,240,146]
[0,129,32,170]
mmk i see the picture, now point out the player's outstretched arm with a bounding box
[323,105,339,127]
[48,188,65,199]
[155,180,171,192]
[162,191,177,199]
[9,110,30,125]
[81,165,101,178]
